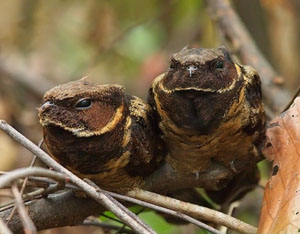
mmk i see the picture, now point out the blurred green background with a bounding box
[0,0,299,233]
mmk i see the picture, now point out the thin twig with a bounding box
[0,188,47,213]
[0,183,71,213]
[85,179,222,234]
[11,183,37,234]
[0,190,104,233]
[0,168,68,189]
[1,168,221,234]
[111,191,222,234]
[0,120,154,234]
[0,204,16,213]
[0,168,153,233]
[0,176,76,213]
[127,189,257,234]
[0,217,13,234]
[220,201,241,233]
[6,139,41,224]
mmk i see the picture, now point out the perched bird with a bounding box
[38,78,166,193]
[148,47,266,175]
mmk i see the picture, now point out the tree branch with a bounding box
[11,184,37,234]
[0,120,154,234]
[128,190,257,234]
[0,119,258,233]
[0,190,103,233]
[143,162,233,193]
[0,168,225,234]
[0,218,13,234]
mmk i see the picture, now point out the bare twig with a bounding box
[0,190,104,233]
[0,120,154,234]
[0,217,13,234]
[206,0,291,113]
[11,184,37,234]
[220,201,241,233]
[0,175,73,214]
[0,188,52,213]
[85,179,222,234]
[0,168,67,189]
[110,191,222,234]
[0,204,16,213]
[6,140,41,224]
[127,190,257,234]
[3,167,223,234]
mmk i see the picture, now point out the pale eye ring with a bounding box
[75,98,92,110]
[187,65,198,77]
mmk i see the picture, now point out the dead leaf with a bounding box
[258,97,300,234]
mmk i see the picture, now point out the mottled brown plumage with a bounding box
[148,47,266,175]
[38,78,166,193]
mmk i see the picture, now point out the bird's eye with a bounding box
[215,60,224,70]
[75,98,92,110]
[169,63,176,71]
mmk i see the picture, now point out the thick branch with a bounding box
[143,162,233,193]
[206,0,291,113]
[0,191,103,233]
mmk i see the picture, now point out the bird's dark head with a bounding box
[38,78,126,137]
[162,47,241,93]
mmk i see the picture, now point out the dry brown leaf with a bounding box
[258,97,300,234]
